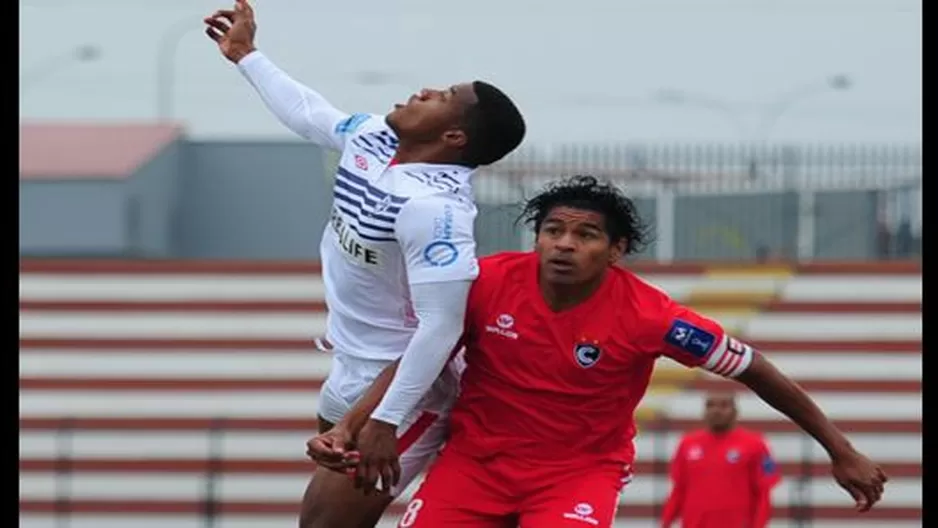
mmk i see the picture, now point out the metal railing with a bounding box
[469,143,922,263]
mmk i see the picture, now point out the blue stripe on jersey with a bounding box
[332,192,397,228]
[336,205,395,234]
[372,131,399,150]
[340,217,396,242]
[438,173,460,186]
[357,135,395,159]
[333,180,402,218]
[336,167,409,204]
[403,171,461,193]
[350,139,388,163]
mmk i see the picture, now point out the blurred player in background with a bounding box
[661,392,781,528]
[203,1,526,526]
[311,175,888,527]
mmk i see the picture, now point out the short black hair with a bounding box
[460,81,526,167]
[519,175,651,255]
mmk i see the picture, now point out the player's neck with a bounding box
[708,425,735,436]
[539,274,605,312]
[394,142,466,167]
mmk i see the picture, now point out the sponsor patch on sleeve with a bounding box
[665,319,716,358]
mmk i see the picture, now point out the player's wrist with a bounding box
[365,417,398,432]
[228,46,258,64]
[814,427,855,462]
[826,439,858,463]
[337,413,368,437]
[362,415,397,434]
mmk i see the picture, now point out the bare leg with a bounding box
[298,417,395,528]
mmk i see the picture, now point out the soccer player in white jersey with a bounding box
[204,2,526,527]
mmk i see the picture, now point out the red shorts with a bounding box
[397,447,632,527]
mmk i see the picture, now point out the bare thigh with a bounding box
[298,417,395,528]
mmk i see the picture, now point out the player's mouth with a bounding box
[546,258,576,273]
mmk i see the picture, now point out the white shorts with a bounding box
[317,350,463,496]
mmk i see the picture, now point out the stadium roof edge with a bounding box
[19,122,185,180]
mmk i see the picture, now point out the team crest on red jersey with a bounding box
[574,340,602,368]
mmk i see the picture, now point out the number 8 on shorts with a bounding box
[399,499,424,527]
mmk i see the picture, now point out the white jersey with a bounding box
[320,114,479,360]
[235,51,479,363]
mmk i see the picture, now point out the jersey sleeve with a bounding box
[236,51,368,151]
[751,437,782,490]
[655,300,755,378]
[395,195,479,285]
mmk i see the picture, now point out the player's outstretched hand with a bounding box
[353,419,402,496]
[830,448,888,512]
[203,0,257,64]
[306,425,356,473]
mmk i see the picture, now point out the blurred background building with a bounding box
[19,0,921,527]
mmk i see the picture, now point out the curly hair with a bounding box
[518,175,652,255]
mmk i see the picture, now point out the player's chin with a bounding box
[541,266,582,285]
[385,108,404,128]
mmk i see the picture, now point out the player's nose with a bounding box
[554,233,577,251]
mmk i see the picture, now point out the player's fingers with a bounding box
[235,0,253,17]
[354,460,376,493]
[204,17,231,34]
[211,9,236,23]
[204,27,223,43]
[379,462,395,495]
[390,457,402,488]
[846,483,870,512]
[861,480,883,508]
[306,444,344,464]
[367,464,382,495]
[306,436,336,456]
[877,467,889,483]
[364,461,381,495]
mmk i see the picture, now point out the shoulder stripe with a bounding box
[371,130,399,150]
[351,138,391,163]
[357,135,395,159]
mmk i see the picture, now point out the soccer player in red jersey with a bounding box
[310,175,887,527]
[661,392,781,528]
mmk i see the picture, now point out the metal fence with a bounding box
[467,143,922,262]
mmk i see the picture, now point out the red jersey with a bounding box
[446,252,755,465]
[661,428,781,528]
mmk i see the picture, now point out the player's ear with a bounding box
[442,129,468,149]
[608,238,627,263]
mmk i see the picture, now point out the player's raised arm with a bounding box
[655,303,888,512]
[204,0,355,150]
[351,195,478,493]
